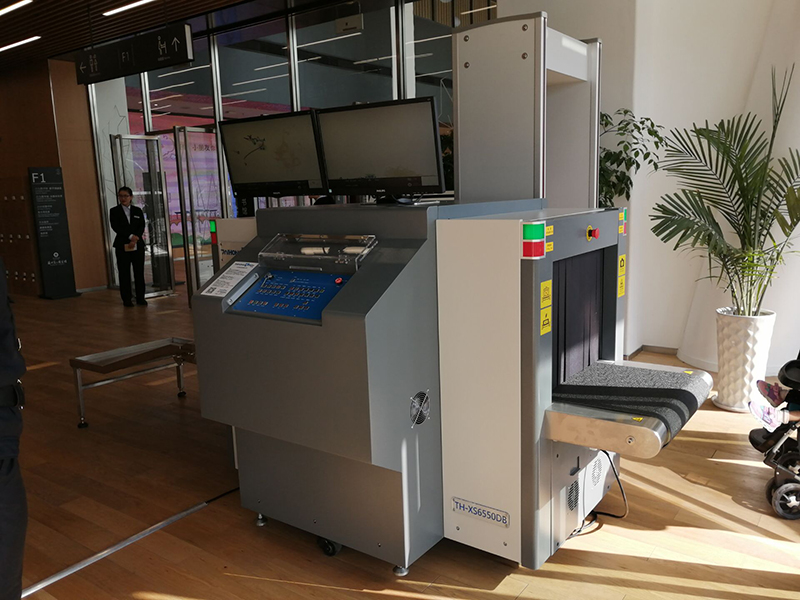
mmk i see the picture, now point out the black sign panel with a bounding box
[76,23,194,85]
[29,168,78,299]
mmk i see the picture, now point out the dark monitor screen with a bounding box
[316,98,444,196]
[219,111,327,197]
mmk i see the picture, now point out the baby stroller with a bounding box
[749,351,800,519]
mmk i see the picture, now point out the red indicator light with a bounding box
[211,232,218,245]
[335,277,343,285]
[523,240,546,258]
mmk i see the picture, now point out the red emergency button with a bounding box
[586,226,600,241]
[335,277,343,285]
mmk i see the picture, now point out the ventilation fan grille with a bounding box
[567,480,580,511]
[591,457,603,487]
[410,391,430,426]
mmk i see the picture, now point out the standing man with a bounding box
[0,257,27,600]
[109,187,147,307]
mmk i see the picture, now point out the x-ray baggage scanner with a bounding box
[193,10,711,575]
[193,199,546,573]
[437,208,711,569]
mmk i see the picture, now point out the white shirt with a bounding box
[122,204,134,241]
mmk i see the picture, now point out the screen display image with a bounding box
[317,99,444,195]
[220,112,325,195]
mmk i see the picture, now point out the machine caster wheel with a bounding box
[256,513,268,527]
[393,566,409,577]
[765,476,778,504]
[317,537,342,557]
[78,421,88,429]
[177,391,187,398]
[772,482,800,519]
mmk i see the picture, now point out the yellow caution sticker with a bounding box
[619,225,624,234]
[540,280,552,309]
[546,241,554,253]
[540,307,552,335]
[617,275,626,298]
[684,370,694,375]
[632,417,643,422]
[619,212,624,221]
[545,225,554,236]
[618,254,626,276]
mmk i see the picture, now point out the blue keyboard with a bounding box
[231,269,350,321]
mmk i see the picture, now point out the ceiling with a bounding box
[0,0,342,72]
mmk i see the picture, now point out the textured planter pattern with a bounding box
[714,308,776,412]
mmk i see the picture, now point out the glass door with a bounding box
[174,125,225,300]
[109,134,175,297]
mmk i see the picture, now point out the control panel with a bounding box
[231,269,350,321]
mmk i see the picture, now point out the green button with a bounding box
[523,223,545,240]
[209,219,217,233]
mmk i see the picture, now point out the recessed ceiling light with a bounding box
[0,0,33,19]
[103,0,157,17]
[0,35,40,53]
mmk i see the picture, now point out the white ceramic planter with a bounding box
[713,307,776,412]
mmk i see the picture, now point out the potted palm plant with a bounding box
[651,68,800,412]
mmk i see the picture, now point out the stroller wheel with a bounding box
[772,482,800,519]
[776,452,800,478]
[765,476,778,504]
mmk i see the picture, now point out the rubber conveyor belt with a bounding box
[546,362,712,459]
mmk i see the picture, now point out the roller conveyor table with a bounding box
[547,361,712,458]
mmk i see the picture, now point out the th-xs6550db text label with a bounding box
[452,497,510,528]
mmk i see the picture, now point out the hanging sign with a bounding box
[76,24,194,85]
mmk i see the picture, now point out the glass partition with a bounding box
[296,3,396,109]
[217,19,292,119]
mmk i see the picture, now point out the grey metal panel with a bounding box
[437,198,545,218]
[546,403,667,459]
[521,258,556,570]
[585,39,602,209]
[455,16,544,203]
[195,242,423,463]
[236,430,412,566]
[364,239,444,564]
[550,443,613,551]
[255,204,433,241]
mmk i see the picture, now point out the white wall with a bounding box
[498,0,636,114]
[500,0,785,360]
[627,0,773,354]
[679,0,800,373]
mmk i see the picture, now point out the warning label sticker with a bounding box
[540,307,552,335]
[618,275,626,298]
[541,279,552,308]
[618,254,626,276]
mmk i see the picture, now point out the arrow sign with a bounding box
[75,23,193,85]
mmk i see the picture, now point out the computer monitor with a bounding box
[219,111,327,197]
[316,98,445,197]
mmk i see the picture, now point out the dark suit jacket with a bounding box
[0,258,25,388]
[109,204,146,250]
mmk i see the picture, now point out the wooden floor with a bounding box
[12,288,800,600]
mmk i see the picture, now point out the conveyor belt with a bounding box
[554,362,711,441]
[546,362,712,458]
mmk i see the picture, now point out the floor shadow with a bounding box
[540,549,800,600]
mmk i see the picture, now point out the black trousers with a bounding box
[115,246,146,303]
[0,406,25,600]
